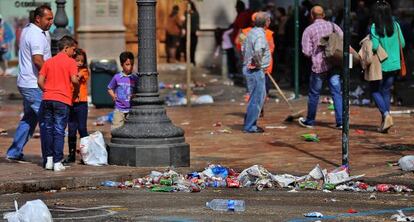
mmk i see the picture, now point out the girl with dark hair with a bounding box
[370,0,405,133]
[64,48,89,163]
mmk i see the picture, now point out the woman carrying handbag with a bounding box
[370,0,405,133]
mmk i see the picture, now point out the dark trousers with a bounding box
[39,100,69,165]
[369,71,397,117]
[190,33,198,65]
[68,102,88,138]
[225,48,238,76]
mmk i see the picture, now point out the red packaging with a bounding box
[347,209,358,214]
[357,182,369,190]
[190,178,199,184]
[190,184,201,193]
[227,168,239,177]
[226,177,240,188]
[376,184,390,192]
[355,129,365,135]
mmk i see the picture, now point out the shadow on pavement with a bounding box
[268,140,341,168]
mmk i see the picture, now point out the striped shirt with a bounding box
[302,19,343,74]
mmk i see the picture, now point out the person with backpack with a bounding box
[298,5,343,129]
[369,1,405,133]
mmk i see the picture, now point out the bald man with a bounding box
[298,5,344,129]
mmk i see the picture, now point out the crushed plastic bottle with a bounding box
[150,186,175,192]
[160,178,173,186]
[101,180,120,187]
[205,180,227,188]
[304,212,324,218]
[298,181,319,190]
[206,199,245,212]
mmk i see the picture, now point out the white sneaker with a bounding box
[298,117,314,129]
[53,162,66,172]
[45,156,53,170]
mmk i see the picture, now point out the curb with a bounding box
[0,168,412,194]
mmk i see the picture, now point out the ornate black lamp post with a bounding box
[51,0,71,55]
[108,0,190,167]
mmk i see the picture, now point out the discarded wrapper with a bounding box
[271,174,298,188]
[265,125,287,129]
[302,134,320,142]
[323,165,365,185]
[390,210,414,221]
[308,164,324,180]
[304,212,323,218]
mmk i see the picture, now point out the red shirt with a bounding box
[39,52,78,106]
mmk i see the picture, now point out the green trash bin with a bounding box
[90,59,118,108]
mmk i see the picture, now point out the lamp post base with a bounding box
[108,140,190,167]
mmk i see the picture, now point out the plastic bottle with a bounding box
[206,199,245,212]
[101,180,120,187]
[205,180,227,188]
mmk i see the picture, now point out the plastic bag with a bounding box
[193,95,214,104]
[398,155,414,171]
[80,131,108,166]
[3,199,52,222]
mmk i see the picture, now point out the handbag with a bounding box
[397,26,406,77]
[320,22,343,67]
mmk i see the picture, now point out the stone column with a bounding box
[76,0,126,64]
[108,0,190,167]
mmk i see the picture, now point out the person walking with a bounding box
[242,12,271,133]
[298,5,343,129]
[369,1,405,133]
[6,5,53,161]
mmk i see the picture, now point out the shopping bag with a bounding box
[80,131,108,166]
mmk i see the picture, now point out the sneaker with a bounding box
[53,162,66,172]
[45,156,53,170]
[379,114,393,133]
[336,124,343,130]
[298,117,313,129]
[5,155,24,161]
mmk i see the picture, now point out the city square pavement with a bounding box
[0,66,413,194]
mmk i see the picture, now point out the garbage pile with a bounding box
[100,164,412,193]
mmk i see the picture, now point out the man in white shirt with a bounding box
[6,5,53,161]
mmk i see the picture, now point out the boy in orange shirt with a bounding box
[38,36,79,171]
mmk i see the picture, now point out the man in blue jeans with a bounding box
[6,5,53,160]
[242,12,271,133]
[299,5,343,129]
